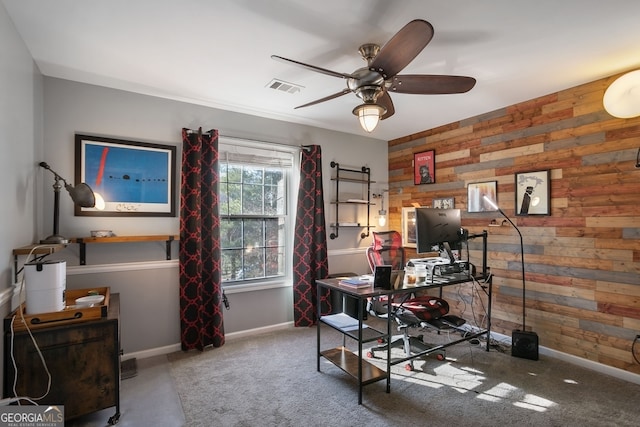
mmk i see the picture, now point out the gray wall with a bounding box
[0,3,43,392]
[36,77,389,356]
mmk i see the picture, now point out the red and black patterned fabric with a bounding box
[179,127,225,351]
[293,145,330,326]
[366,231,405,272]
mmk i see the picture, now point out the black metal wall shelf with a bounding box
[329,161,373,240]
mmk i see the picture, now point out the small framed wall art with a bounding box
[432,197,454,209]
[467,181,498,213]
[515,170,550,216]
[401,207,417,248]
[414,150,435,185]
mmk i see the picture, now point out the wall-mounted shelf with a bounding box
[12,235,179,279]
[330,161,374,240]
[70,235,179,265]
[12,244,66,282]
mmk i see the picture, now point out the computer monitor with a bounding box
[415,208,462,263]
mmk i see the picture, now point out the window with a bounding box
[219,139,297,286]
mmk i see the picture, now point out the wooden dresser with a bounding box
[3,294,121,424]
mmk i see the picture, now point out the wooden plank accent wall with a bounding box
[387,73,640,374]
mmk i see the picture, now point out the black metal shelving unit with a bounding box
[329,161,374,239]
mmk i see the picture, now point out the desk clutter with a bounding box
[7,287,111,332]
[405,257,471,285]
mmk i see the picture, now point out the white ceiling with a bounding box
[4,0,640,141]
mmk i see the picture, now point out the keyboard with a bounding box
[409,257,450,265]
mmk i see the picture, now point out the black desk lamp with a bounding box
[483,195,539,360]
[40,162,97,244]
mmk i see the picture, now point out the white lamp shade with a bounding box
[353,104,386,132]
[603,70,640,118]
[94,192,106,210]
[378,209,387,227]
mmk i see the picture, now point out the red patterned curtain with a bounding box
[293,145,330,326]
[179,127,225,350]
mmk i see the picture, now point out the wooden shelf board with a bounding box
[70,235,178,244]
[330,177,374,184]
[321,346,386,384]
[13,244,66,256]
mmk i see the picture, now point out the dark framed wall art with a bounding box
[414,150,435,185]
[515,170,550,216]
[75,134,177,216]
[467,181,498,213]
[432,197,454,209]
[401,207,417,248]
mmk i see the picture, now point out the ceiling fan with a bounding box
[272,19,476,132]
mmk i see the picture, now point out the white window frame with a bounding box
[218,137,299,292]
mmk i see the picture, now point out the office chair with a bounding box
[365,231,465,370]
[365,231,405,272]
[367,293,468,370]
[365,231,405,314]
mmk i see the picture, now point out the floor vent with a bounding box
[121,358,138,380]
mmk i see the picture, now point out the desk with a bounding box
[316,273,492,404]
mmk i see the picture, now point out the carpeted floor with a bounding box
[168,324,640,427]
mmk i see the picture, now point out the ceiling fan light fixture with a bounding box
[603,70,640,118]
[353,103,386,133]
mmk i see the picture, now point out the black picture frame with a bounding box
[414,150,435,185]
[515,170,550,216]
[467,181,498,213]
[401,207,416,248]
[432,197,454,209]
[75,134,177,217]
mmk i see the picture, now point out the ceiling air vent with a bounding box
[266,78,303,94]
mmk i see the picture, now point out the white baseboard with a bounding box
[123,321,294,361]
[488,330,640,386]
[122,343,183,361]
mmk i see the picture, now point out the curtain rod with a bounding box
[184,129,310,151]
[220,134,310,151]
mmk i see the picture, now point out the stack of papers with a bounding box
[339,277,371,288]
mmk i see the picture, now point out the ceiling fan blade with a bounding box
[294,88,352,109]
[271,55,355,79]
[378,91,395,120]
[388,74,476,94]
[369,19,434,79]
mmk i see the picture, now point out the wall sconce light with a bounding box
[603,70,640,118]
[39,161,103,244]
[372,191,388,227]
[353,103,386,133]
[378,202,387,227]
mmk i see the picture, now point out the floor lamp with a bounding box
[39,161,98,244]
[483,195,539,360]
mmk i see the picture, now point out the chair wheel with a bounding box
[405,363,414,371]
[436,353,446,361]
[367,351,374,358]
